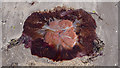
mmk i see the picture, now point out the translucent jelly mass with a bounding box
[20,8,104,61]
[45,20,77,49]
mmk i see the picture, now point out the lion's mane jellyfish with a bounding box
[18,6,104,61]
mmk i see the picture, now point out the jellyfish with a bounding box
[7,6,104,62]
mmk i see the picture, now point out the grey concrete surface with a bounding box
[1,2,118,66]
[93,2,118,66]
[118,1,120,67]
[0,1,3,67]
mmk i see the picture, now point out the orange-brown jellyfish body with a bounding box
[19,6,103,61]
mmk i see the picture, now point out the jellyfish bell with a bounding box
[15,6,105,61]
